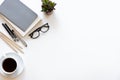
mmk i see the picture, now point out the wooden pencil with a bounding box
[0,35,18,53]
[0,32,22,49]
[0,32,24,53]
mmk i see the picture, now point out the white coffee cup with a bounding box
[2,57,17,75]
[0,52,24,78]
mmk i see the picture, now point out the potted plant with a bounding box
[41,0,56,14]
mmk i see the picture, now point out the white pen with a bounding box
[12,30,27,47]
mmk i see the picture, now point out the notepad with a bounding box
[0,0,41,36]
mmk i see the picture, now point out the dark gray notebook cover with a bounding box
[0,0,38,32]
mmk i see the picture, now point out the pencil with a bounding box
[0,32,24,53]
[0,32,22,49]
[0,36,18,53]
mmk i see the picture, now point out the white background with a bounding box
[0,0,120,80]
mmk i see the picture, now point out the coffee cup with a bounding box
[0,52,24,78]
[2,57,17,75]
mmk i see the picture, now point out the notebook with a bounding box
[0,0,41,36]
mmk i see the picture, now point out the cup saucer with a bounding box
[0,52,24,78]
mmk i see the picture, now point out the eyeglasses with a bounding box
[29,23,49,39]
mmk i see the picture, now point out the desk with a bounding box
[0,0,120,80]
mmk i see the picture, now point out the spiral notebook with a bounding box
[0,0,41,36]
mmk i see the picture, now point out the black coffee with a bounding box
[2,58,17,72]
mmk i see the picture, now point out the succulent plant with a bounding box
[41,0,56,14]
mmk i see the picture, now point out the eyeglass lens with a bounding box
[40,23,49,33]
[31,31,40,39]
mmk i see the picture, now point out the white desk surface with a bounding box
[0,0,120,80]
